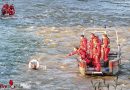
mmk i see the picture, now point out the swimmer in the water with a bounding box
[29,59,39,70]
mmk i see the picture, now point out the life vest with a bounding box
[102,37,110,48]
[80,37,88,51]
[9,5,15,15]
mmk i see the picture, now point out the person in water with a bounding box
[1,3,9,15]
[29,59,39,70]
[9,4,15,15]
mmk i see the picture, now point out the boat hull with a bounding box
[78,53,120,76]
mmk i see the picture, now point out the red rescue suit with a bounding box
[9,80,13,87]
[1,4,9,15]
[93,43,101,62]
[80,37,88,52]
[10,5,15,10]
[101,37,110,62]
[9,5,15,15]
[68,48,90,64]
[89,37,95,59]
[92,42,101,71]
[89,40,93,59]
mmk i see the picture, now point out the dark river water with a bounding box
[0,0,130,90]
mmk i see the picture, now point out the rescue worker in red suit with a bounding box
[68,47,91,65]
[1,4,15,16]
[9,4,15,15]
[101,34,110,67]
[89,33,95,60]
[92,38,101,71]
[80,35,88,52]
[1,4,9,15]
[94,36,101,58]
[9,80,15,88]
[96,36,102,45]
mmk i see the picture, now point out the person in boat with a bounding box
[94,36,102,57]
[89,33,95,59]
[79,35,88,52]
[1,4,15,16]
[9,4,15,15]
[96,36,102,45]
[101,34,110,67]
[88,34,101,61]
[29,59,39,70]
[10,4,15,10]
[68,47,91,65]
[92,38,101,71]
[1,3,9,15]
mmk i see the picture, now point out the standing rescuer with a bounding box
[89,33,95,59]
[80,35,88,52]
[101,34,110,67]
[1,3,15,16]
[92,38,101,71]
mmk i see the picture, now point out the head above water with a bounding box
[3,3,9,8]
[29,59,39,70]
[31,64,37,70]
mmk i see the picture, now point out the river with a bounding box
[0,0,130,90]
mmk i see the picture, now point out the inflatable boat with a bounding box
[78,30,121,76]
[1,4,15,16]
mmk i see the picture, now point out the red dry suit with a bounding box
[95,63,101,71]
[9,5,15,15]
[68,48,90,64]
[3,4,9,10]
[1,4,9,15]
[97,37,102,46]
[89,37,94,59]
[101,37,110,62]
[92,42,101,71]
[80,37,88,52]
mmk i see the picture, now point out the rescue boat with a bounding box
[1,4,15,16]
[78,30,121,76]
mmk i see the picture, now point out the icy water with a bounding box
[0,0,130,90]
